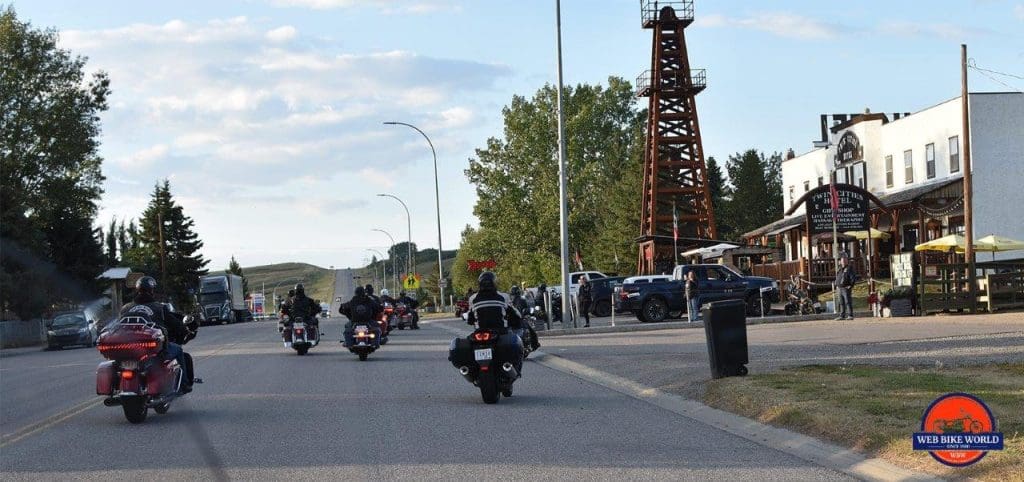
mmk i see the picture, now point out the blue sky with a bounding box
[11,0,1024,270]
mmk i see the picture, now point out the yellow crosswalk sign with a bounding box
[403,274,421,290]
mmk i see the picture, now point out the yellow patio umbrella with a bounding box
[976,234,1024,252]
[914,234,969,252]
[843,228,891,240]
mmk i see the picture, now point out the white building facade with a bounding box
[747,92,1024,272]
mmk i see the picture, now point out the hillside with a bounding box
[216,262,334,307]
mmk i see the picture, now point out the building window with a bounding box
[803,181,810,192]
[818,176,824,187]
[904,150,913,184]
[885,155,893,188]
[925,143,935,179]
[949,136,960,173]
[788,186,795,207]
[852,161,866,189]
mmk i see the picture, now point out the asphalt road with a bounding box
[0,318,852,480]
[330,269,355,315]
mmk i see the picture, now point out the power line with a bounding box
[967,58,1024,80]
[967,58,1024,93]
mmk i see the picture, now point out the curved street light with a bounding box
[366,249,388,292]
[371,228,399,295]
[377,193,413,281]
[383,121,446,311]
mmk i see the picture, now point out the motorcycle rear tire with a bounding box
[501,385,513,397]
[398,326,405,330]
[122,396,148,424]
[296,346,309,356]
[358,353,368,361]
[154,403,170,414]
[479,372,500,404]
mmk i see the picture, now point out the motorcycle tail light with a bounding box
[121,370,135,380]
[471,331,494,342]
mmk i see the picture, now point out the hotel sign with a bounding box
[807,184,870,234]
[836,131,863,164]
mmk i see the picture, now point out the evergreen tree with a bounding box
[125,180,208,307]
[705,156,733,240]
[226,255,248,296]
[724,150,784,240]
[1,7,109,319]
[104,217,118,266]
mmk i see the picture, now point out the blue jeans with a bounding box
[162,342,191,384]
[688,297,701,321]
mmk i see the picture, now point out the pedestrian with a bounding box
[578,275,592,328]
[685,270,700,322]
[835,253,856,320]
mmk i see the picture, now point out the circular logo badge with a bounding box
[916,393,1000,467]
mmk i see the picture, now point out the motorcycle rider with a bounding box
[509,285,540,351]
[397,291,420,328]
[380,288,394,305]
[278,288,295,333]
[466,272,524,374]
[365,284,380,305]
[340,286,383,347]
[119,276,197,392]
[288,284,319,337]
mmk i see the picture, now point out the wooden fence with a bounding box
[980,271,1024,312]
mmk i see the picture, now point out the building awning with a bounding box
[875,178,961,207]
[97,267,131,280]
[744,215,805,239]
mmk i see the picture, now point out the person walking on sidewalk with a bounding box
[578,276,593,327]
[834,253,857,320]
[685,270,701,322]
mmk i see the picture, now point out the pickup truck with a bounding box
[620,264,779,322]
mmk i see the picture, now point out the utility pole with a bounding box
[157,212,167,300]
[961,44,976,313]
[555,0,573,327]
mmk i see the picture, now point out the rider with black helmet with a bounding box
[467,272,524,372]
[287,283,319,334]
[119,276,197,391]
[340,286,383,346]
[509,285,540,351]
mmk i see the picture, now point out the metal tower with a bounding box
[636,0,716,275]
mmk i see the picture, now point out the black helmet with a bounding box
[399,291,406,297]
[365,284,374,295]
[288,289,296,297]
[478,271,497,291]
[294,283,304,291]
[354,286,365,297]
[136,276,157,295]
[510,285,521,296]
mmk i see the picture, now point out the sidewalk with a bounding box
[538,311,1024,399]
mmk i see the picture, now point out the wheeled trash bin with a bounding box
[701,299,749,378]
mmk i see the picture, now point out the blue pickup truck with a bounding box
[620,264,779,322]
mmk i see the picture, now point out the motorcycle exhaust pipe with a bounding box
[103,397,121,407]
[501,362,519,380]
[458,366,474,382]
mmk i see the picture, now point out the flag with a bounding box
[829,177,840,223]
[672,200,679,242]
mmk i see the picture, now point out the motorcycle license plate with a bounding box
[355,327,368,334]
[474,348,492,361]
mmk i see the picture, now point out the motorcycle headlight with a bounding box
[47,330,55,336]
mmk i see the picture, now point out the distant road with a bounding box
[330,268,354,314]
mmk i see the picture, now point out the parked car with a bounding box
[569,271,608,295]
[45,309,101,350]
[585,276,627,317]
[620,264,779,322]
[616,275,673,313]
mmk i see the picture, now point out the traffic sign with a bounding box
[403,274,421,290]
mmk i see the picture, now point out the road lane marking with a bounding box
[427,320,937,482]
[0,338,250,448]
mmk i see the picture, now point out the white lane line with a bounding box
[0,338,249,448]
[428,320,938,482]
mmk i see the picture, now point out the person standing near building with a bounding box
[834,253,856,320]
[685,270,700,322]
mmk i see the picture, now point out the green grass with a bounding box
[223,262,334,305]
[704,364,1024,480]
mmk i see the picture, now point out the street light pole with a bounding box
[377,193,413,287]
[366,248,389,293]
[554,0,572,326]
[384,121,446,312]
[371,229,399,295]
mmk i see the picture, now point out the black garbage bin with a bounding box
[701,299,749,379]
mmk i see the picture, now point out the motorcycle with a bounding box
[347,322,380,361]
[454,299,470,317]
[282,315,319,355]
[95,315,197,424]
[783,281,823,315]
[380,302,395,336]
[449,322,522,404]
[394,302,417,330]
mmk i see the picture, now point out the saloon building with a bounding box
[742,92,1024,286]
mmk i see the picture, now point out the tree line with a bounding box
[1,8,209,320]
[450,77,783,295]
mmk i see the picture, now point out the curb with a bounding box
[428,320,937,481]
[537,310,874,337]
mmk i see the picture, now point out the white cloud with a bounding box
[1015,4,1024,20]
[437,106,474,129]
[269,0,460,14]
[359,167,396,188]
[695,12,843,40]
[265,25,297,42]
[117,144,169,169]
[877,21,993,40]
